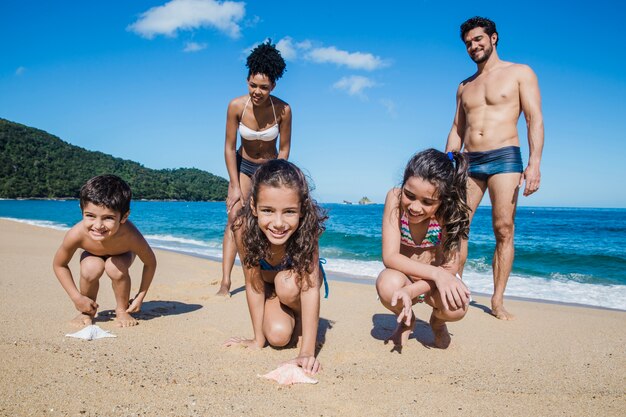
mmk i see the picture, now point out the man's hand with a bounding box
[521,164,541,196]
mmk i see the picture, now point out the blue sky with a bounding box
[2,0,625,207]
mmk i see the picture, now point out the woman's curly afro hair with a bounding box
[246,39,286,84]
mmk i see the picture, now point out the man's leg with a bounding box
[487,173,522,320]
[459,177,487,276]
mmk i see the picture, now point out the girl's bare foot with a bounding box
[114,309,138,327]
[69,313,93,328]
[429,313,451,349]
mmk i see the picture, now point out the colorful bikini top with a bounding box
[239,96,279,142]
[400,212,442,248]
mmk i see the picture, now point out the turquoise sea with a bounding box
[1,200,625,311]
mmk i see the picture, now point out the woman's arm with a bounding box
[277,101,291,160]
[224,98,243,211]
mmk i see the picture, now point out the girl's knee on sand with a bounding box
[376,269,408,300]
[432,305,468,322]
[264,323,293,347]
[263,312,295,347]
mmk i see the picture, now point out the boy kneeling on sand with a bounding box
[53,175,157,327]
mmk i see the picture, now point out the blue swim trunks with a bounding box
[466,146,524,181]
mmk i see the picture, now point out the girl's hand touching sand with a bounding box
[223,336,263,350]
[391,288,414,326]
[284,355,321,375]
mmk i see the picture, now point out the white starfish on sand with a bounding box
[65,325,117,341]
[258,364,318,385]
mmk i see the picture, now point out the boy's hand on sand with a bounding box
[436,271,470,311]
[222,336,262,350]
[391,289,413,326]
[73,295,98,315]
[285,355,321,375]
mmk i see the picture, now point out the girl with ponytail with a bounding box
[376,149,471,349]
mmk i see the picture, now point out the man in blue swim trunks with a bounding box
[445,17,544,320]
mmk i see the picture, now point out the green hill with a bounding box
[0,118,228,201]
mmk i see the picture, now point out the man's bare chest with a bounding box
[462,73,519,109]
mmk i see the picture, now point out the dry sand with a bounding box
[0,219,624,416]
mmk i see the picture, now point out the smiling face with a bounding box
[464,27,497,64]
[82,202,128,241]
[252,184,302,248]
[400,176,441,224]
[247,73,275,106]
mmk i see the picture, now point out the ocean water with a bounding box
[1,200,625,311]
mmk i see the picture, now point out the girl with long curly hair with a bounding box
[376,149,471,349]
[223,159,327,375]
[216,40,292,297]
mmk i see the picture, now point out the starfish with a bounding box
[258,364,318,385]
[65,325,117,341]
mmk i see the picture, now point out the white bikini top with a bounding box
[239,96,279,142]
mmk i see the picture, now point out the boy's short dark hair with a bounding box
[79,175,132,215]
[460,16,498,46]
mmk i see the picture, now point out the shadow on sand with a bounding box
[229,284,246,297]
[371,313,444,353]
[97,300,203,322]
[469,299,493,315]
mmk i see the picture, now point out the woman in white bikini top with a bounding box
[216,40,292,297]
[238,95,279,142]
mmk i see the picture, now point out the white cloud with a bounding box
[333,75,376,98]
[183,41,207,52]
[307,46,386,70]
[15,66,26,76]
[276,37,297,60]
[380,98,397,118]
[243,37,311,61]
[128,0,245,39]
[296,40,312,50]
[244,15,261,28]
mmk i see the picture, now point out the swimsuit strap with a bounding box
[240,96,277,128]
[319,258,329,299]
[241,96,251,120]
[400,212,418,247]
[269,96,277,125]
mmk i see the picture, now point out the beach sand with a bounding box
[1,219,624,416]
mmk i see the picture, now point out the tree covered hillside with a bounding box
[0,119,227,200]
